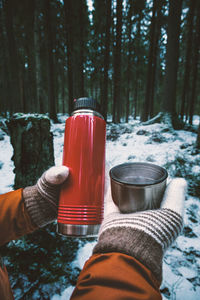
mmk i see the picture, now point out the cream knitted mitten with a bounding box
[23,166,69,227]
[93,178,187,282]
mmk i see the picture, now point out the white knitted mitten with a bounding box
[23,166,69,227]
[93,178,187,282]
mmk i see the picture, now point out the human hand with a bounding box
[94,175,187,282]
[23,166,69,227]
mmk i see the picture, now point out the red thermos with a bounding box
[57,98,106,236]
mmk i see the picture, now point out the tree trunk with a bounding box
[102,0,111,121]
[45,0,58,122]
[142,0,157,122]
[162,0,182,121]
[4,0,22,112]
[113,0,123,123]
[180,0,197,121]
[189,2,200,125]
[64,0,74,114]
[125,1,134,123]
[149,0,163,118]
[134,3,143,120]
[62,66,66,114]
[133,0,145,119]
[7,114,54,189]
[79,1,85,97]
[0,6,8,114]
[25,0,37,113]
[134,82,138,120]
[34,2,42,113]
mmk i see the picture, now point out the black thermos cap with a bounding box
[73,97,101,113]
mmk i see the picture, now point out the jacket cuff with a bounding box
[93,227,163,283]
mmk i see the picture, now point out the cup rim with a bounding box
[109,162,168,187]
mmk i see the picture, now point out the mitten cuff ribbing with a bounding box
[93,227,163,282]
[99,208,183,251]
[93,208,183,282]
[23,174,60,227]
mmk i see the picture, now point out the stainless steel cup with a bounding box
[110,162,168,213]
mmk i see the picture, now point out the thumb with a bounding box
[104,161,120,217]
[160,178,187,217]
[45,166,69,185]
[104,185,120,217]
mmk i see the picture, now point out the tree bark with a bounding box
[113,0,123,123]
[149,0,163,118]
[64,0,74,114]
[134,10,142,120]
[189,2,200,125]
[7,114,54,189]
[102,0,111,121]
[180,0,197,120]
[25,0,37,113]
[142,0,157,122]
[162,0,182,118]
[0,5,8,114]
[125,1,134,123]
[34,1,42,113]
[4,0,22,112]
[79,0,85,97]
[45,0,58,122]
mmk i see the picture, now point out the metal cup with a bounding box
[110,162,168,213]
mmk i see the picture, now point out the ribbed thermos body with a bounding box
[57,98,106,236]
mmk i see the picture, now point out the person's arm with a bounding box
[0,189,37,246]
[71,178,187,300]
[71,253,161,300]
[0,166,69,246]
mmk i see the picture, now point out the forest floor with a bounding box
[0,114,200,300]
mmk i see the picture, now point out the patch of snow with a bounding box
[11,113,50,120]
[178,266,196,278]
[51,121,66,166]
[190,115,200,126]
[192,165,200,175]
[0,133,14,193]
[175,280,200,300]
[72,241,97,270]
[51,286,74,300]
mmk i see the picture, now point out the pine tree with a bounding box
[4,0,22,112]
[189,1,200,125]
[64,0,74,113]
[113,0,123,123]
[102,0,112,121]
[45,0,58,122]
[180,0,197,121]
[162,0,183,127]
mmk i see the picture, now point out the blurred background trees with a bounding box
[0,0,199,125]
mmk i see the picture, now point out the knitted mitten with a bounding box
[93,178,187,283]
[23,166,69,227]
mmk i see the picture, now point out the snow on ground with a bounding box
[0,128,14,194]
[0,114,200,299]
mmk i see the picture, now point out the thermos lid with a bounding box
[73,97,100,113]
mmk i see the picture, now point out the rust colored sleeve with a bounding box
[71,252,162,300]
[0,189,37,246]
[0,264,14,300]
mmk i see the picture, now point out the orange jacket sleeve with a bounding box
[71,252,162,300]
[0,189,37,246]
